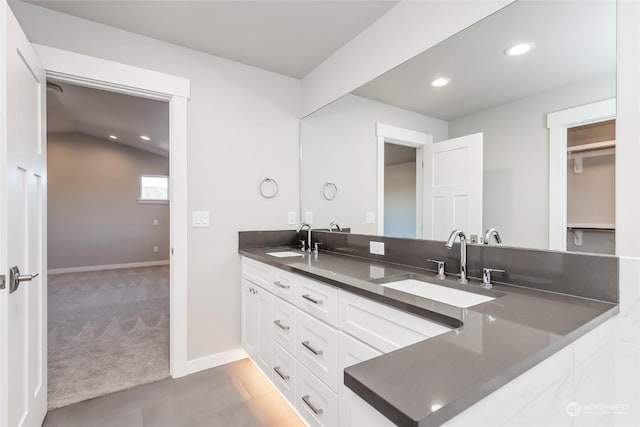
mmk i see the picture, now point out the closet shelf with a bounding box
[567,223,615,231]
[567,140,615,154]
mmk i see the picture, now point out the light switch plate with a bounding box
[287,211,297,225]
[365,212,376,224]
[153,246,159,253]
[153,219,159,226]
[370,241,385,255]
[192,211,210,227]
[305,211,313,224]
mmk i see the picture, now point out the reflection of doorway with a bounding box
[547,98,616,251]
[384,143,418,238]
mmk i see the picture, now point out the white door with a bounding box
[0,3,48,427]
[241,280,258,359]
[423,133,483,241]
[255,287,273,373]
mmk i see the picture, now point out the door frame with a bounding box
[33,44,192,378]
[376,123,431,237]
[546,98,616,251]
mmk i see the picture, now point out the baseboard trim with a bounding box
[48,260,170,275]
[174,348,248,378]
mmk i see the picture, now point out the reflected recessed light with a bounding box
[431,403,443,412]
[431,78,450,88]
[109,135,118,140]
[505,42,535,56]
[140,135,151,141]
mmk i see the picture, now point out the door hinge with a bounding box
[171,248,174,255]
[0,275,5,290]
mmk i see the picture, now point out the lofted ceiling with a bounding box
[21,0,399,78]
[47,81,170,156]
[353,0,616,121]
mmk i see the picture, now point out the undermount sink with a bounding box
[265,251,304,258]
[382,279,495,308]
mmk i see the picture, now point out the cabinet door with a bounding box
[255,285,274,374]
[337,332,382,427]
[241,279,258,359]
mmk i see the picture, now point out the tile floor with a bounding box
[42,358,304,427]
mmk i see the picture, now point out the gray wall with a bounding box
[48,132,170,269]
[449,77,616,249]
[384,161,416,238]
[12,2,301,360]
[301,94,448,234]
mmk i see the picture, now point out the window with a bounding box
[139,175,169,203]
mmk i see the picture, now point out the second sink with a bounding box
[381,279,495,308]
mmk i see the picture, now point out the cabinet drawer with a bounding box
[242,257,273,289]
[272,297,297,355]
[271,268,298,304]
[338,290,451,353]
[296,310,338,392]
[296,277,338,327]
[296,362,338,427]
[272,342,296,404]
[337,332,382,427]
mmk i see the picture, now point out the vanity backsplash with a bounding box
[239,230,618,303]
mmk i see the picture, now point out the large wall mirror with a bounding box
[300,0,616,254]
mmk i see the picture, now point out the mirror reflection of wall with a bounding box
[299,0,616,253]
[384,143,418,238]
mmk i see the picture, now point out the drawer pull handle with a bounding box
[302,341,323,356]
[273,320,290,331]
[302,395,324,415]
[273,366,290,381]
[302,294,323,305]
[273,281,290,290]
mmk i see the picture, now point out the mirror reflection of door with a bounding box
[383,143,418,238]
[566,120,615,254]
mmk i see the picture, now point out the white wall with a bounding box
[300,94,447,234]
[384,161,416,238]
[10,1,301,362]
[304,0,640,425]
[448,77,616,249]
[48,132,170,269]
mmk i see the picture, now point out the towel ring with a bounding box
[322,181,338,201]
[259,178,279,199]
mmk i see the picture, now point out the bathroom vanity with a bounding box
[239,230,618,427]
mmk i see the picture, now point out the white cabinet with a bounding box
[337,332,382,427]
[241,279,259,359]
[297,362,339,427]
[241,257,453,427]
[296,310,339,392]
[338,289,450,353]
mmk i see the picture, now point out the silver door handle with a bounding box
[302,294,323,305]
[302,341,323,356]
[9,266,39,294]
[273,281,290,290]
[302,395,324,415]
[273,320,290,331]
[273,366,290,381]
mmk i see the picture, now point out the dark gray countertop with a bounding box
[239,247,618,427]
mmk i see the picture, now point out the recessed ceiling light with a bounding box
[505,42,535,57]
[140,135,151,141]
[431,78,450,88]
[109,135,118,140]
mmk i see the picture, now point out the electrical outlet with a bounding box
[369,241,385,255]
[287,211,297,225]
[305,211,313,224]
[153,246,159,253]
[365,212,375,224]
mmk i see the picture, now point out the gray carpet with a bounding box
[48,265,170,409]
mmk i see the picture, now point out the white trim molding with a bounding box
[546,98,616,251]
[181,349,248,377]
[48,260,170,275]
[376,123,431,237]
[34,44,191,379]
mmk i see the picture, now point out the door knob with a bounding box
[9,266,39,294]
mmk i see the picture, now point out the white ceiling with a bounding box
[23,0,399,78]
[353,0,616,121]
[47,81,170,156]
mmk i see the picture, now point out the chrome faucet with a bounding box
[328,221,342,232]
[483,228,502,245]
[445,229,468,284]
[297,222,312,252]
